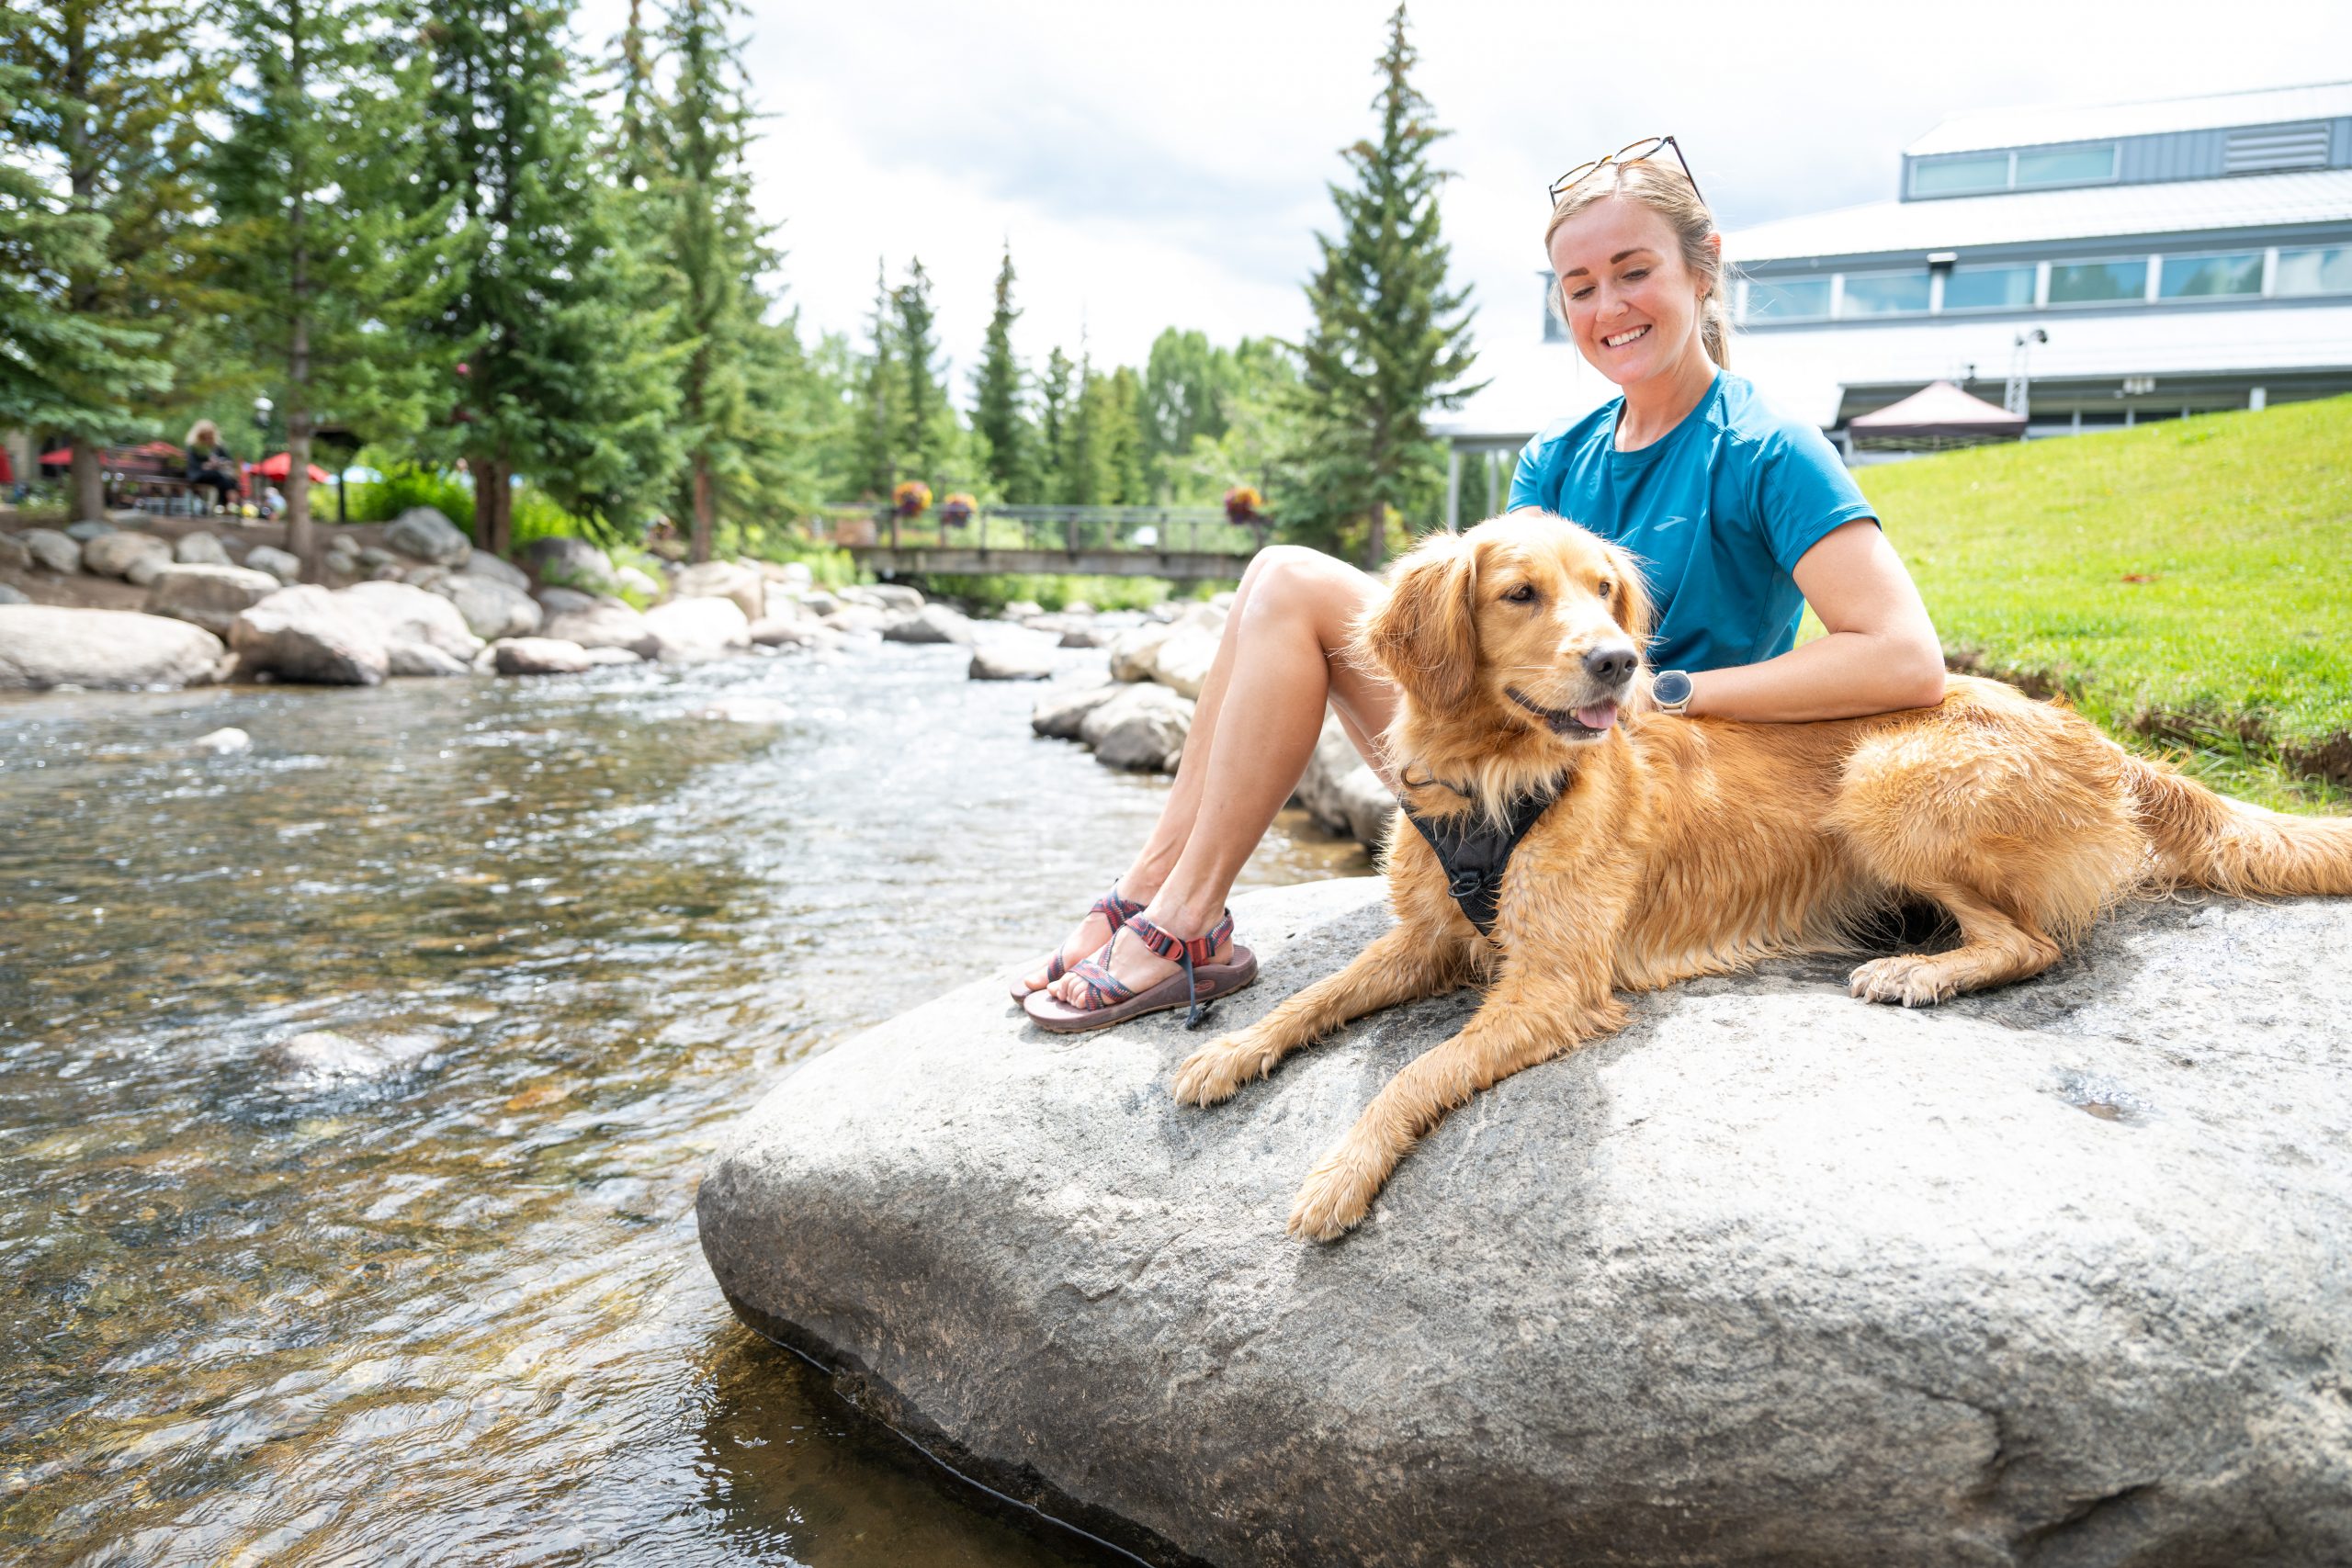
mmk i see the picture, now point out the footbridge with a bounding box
[824,504,1264,581]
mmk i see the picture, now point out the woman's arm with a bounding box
[1682,519,1946,721]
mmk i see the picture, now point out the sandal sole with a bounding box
[1021,948,1259,1034]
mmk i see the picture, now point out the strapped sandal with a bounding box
[1009,881,1148,1000]
[1022,908,1259,1035]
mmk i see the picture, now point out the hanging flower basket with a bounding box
[893,480,933,519]
[1225,485,1265,525]
[940,492,977,528]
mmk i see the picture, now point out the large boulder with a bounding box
[1145,601,1227,699]
[0,604,224,690]
[865,581,924,612]
[243,545,303,585]
[174,531,231,566]
[1107,620,1174,682]
[335,580,483,665]
[820,605,889,637]
[541,599,658,660]
[458,550,530,592]
[384,505,470,567]
[491,637,592,676]
[880,604,976,646]
[82,530,175,581]
[1029,682,1123,740]
[523,535,619,595]
[701,877,2352,1568]
[0,535,29,571]
[1078,682,1194,772]
[431,574,541,641]
[0,584,25,605]
[64,519,115,542]
[229,585,389,685]
[20,528,82,574]
[968,645,1053,682]
[672,560,765,623]
[748,616,823,649]
[641,595,751,661]
[143,563,284,636]
[1293,711,1396,852]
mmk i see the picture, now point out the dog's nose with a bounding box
[1583,642,1638,686]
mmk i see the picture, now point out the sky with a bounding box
[578,0,2352,404]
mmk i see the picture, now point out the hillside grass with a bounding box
[1849,395,2352,813]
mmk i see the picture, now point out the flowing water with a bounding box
[0,625,1370,1566]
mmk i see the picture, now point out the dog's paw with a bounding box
[1849,955,1959,1008]
[1286,1146,1382,1243]
[1170,1036,1257,1106]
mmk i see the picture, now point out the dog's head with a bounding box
[1355,513,1653,754]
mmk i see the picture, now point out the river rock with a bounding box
[261,1028,439,1090]
[797,589,842,618]
[1029,682,1122,740]
[1146,602,1226,699]
[968,645,1053,682]
[21,528,82,574]
[673,560,764,623]
[0,535,29,571]
[1079,682,1193,772]
[64,519,116,542]
[243,545,303,585]
[144,563,283,636]
[384,506,470,566]
[523,536,618,594]
[82,530,174,581]
[881,605,975,646]
[580,645,644,667]
[1002,599,1045,620]
[191,727,251,756]
[749,616,820,649]
[1107,621,1174,682]
[1057,624,1114,649]
[0,604,225,690]
[542,599,658,660]
[230,585,389,685]
[701,876,2352,1568]
[616,564,663,602]
[174,531,231,566]
[865,582,924,612]
[336,581,484,666]
[492,637,593,676]
[1293,712,1396,852]
[532,585,601,617]
[643,596,751,661]
[433,575,541,641]
[820,605,889,637]
[0,584,25,605]
[459,550,530,592]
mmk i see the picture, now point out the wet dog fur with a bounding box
[1171,513,2352,1241]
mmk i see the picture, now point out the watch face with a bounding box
[1654,670,1693,706]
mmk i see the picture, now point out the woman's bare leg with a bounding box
[1040,547,1398,1007]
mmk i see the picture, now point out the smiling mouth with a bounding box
[1507,687,1619,738]
[1602,324,1651,349]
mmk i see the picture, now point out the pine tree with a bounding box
[1058,343,1100,506]
[848,258,895,498]
[409,0,678,556]
[209,0,439,564]
[1035,344,1073,505]
[1282,2,1482,566]
[3,0,213,520]
[970,241,1030,501]
[891,258,949,491]
[1101,365,1147,504]
[1141,328,1234,498]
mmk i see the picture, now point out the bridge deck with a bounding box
[844,546,1248,580]
[827,504,1261,581]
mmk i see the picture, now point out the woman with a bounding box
[1020,140,1946,1029]
[184,421,240,514]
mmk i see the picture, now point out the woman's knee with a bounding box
[1241,546,1364,620]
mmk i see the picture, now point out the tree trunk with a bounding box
[476,456,511,558]
[690,450,714,563]
[1365,501,1389,571]
[282,0,314,567]
[69,443,106,523]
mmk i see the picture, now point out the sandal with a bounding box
[1022,909,1258,1034]
[1008,881,1148,1000]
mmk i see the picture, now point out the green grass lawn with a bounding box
[1850,394,2352,813]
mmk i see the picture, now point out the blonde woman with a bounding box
[1020,137,1946,1032]
[184,420,240,513]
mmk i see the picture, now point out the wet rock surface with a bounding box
[0,604,226,690]
[701,876,2352,1568]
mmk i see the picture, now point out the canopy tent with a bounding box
[252,452,334,483]
[1848,380,2026,450]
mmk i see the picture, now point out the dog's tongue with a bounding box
[1576,701,1618,731]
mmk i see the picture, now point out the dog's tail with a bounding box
[2123,753,2352,897]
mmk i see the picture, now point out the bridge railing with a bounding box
[819,504,1265,558]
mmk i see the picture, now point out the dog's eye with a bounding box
[1502,583,1536,604]
[1596,579,1613,600]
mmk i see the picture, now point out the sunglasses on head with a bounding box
[1547,135,1706,209]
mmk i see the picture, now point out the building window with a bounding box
[1743,276,1832,322]
[1840,271,1931,316]
[2275,245,2352,296]
[2159,252,2263,299]
[2048,258,2147,305]
[1942,263,2036,310]
[2015,144,2117,188]
[1910,153,2007,197]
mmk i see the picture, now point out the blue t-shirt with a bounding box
[1507,371,1876,673]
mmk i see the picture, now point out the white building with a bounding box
[1439,81,2352,518]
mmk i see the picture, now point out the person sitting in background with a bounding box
[260,484,285,520]
[184,421,240,513]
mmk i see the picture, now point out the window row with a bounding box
[1910,143,2119,199]
[1739,243,2352,324]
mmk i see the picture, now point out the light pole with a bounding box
[2004,330,2046,421]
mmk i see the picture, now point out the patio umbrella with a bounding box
[1849,380,2026,449]
[38,448,72,467]
[254,452,334,483]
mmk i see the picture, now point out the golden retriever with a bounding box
[1171,513,2352,1241]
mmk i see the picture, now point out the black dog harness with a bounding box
[1397,772,1570,935]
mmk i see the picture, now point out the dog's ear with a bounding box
[1353,529,1480,712]
[1604,543,1656,654]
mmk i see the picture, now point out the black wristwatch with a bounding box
[1653,669,1694,716]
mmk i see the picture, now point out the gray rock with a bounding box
[1029,682,1123,740]
[190,727,251,756]
[797,590,842,619]
[672,560,765,622]
[383,505,471,566]
[1148,600,1185,623]
[458,550,530,592]
[80,530,175,581]
[1078,681,1193,771]
[335,580,483,663]
[523,535,618,594]
[401,564,448,590]
[173,531,231,566]
[431,575,541,641]
[0,535,29,571]
[541,600,659,660]
[865,582,924,612]
[491,637,592,676]
[1002,599,1046,620]
[124,549,173,588]
[1107,620,1174,682]
[836,585,888,611]
[820,605,889,637]
[357,545,395,568]
[143,563,283,636]
[531,584,602,618]
[642,596,752,661]
[0,583,26,606]
[702,877,2352,1568]
[748,615,819,649]
[0,604,225,690]
[21,528,82,574]
[579,644,645,667]
[243,545,303,585]
[1146,602,1226,699]
[385,641,472,677]
[261,1028,439,1090]
[1057,624,1115,649]
[616,564,662,601]
[64,519,117,542]
[1293,712,1396,852]
[881,604,975,646]
[229,585,388,685]
[968,645,1054,682]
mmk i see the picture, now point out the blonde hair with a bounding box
[186,419,220,448]
[1545,157,1730,369]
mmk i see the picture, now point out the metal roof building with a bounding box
[1437,81,2352,512]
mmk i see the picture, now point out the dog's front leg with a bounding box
[1286,963,1627,1242]
[1171,924,1470,1107]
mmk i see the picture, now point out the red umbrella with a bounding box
[254,452,334,483]
[38,448,72,467]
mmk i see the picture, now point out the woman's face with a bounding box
[1545,196,1716,389]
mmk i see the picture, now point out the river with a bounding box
[0,624,1369,1566]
